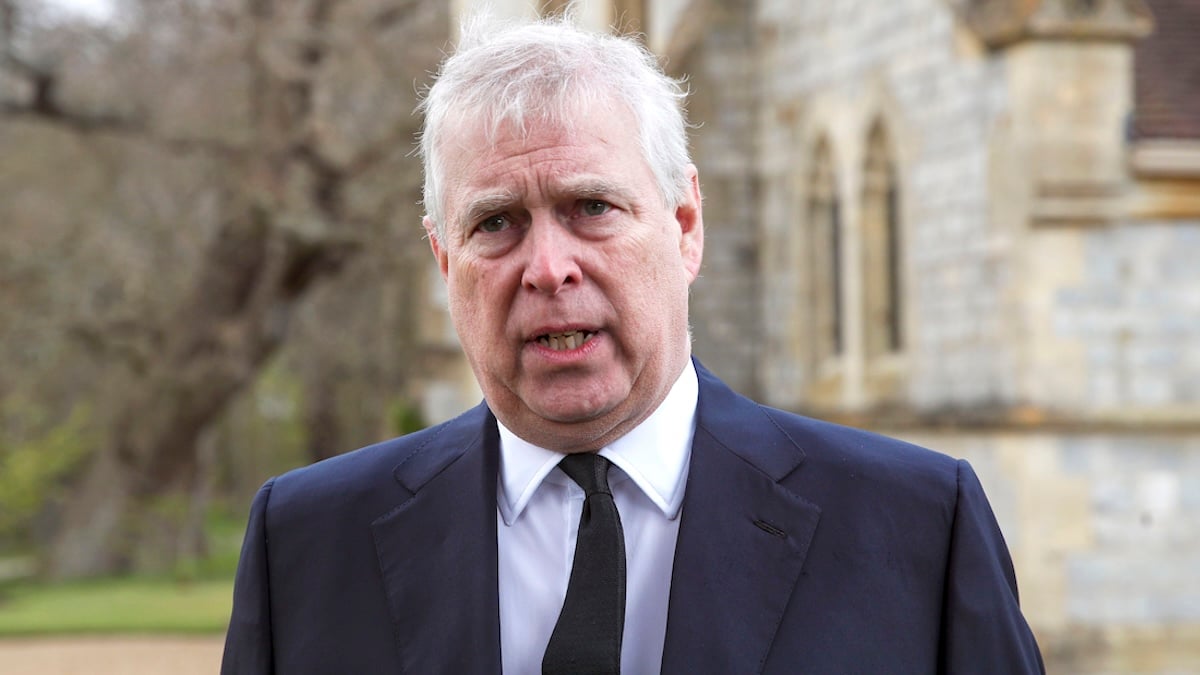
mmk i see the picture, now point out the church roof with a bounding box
[1133,0,1200,140]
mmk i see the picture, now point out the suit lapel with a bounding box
[371,404,502,674]
[661,363,822,674]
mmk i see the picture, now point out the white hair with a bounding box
[417,13,692,238]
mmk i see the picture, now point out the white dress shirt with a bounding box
[496,360,698,675]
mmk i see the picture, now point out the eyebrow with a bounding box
[457,178,637,230]
[559,178,634,204]
[460,191,520,230]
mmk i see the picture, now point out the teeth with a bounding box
[537,330,592,351]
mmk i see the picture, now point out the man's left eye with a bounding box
[581,200,610,217]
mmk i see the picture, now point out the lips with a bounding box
[534,330,596,351]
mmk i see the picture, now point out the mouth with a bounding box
[534,330,597,351]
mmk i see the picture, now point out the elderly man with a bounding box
[222,15,1044,675]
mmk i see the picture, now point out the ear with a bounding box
[423,216,450,281]
[676,165,704,284]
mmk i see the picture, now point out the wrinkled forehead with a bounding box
[442,102,639,195]
[436,93,629,156]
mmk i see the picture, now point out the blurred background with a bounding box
[0,0,1197,673]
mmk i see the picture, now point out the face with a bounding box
[425,103,703,452]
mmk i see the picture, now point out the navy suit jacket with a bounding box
[222,361,1044,673]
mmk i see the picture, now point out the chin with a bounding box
[536,406,609,426]
[530,398,621,426]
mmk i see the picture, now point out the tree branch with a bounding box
[341,120,416,177]
[369,0,422,31]
[0,98,142,132]
[1,5,247,158]
[1,97,249,157]
[67,317,164,376]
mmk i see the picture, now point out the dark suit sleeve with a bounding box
[222,479,277,675]
[939,460,1045,673]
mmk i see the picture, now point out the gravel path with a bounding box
[0,636,224,674]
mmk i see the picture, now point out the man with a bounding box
[222,15,1044,675]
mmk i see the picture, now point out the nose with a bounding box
[521,214,582,295]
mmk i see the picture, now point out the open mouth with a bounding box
[535,330,596,351]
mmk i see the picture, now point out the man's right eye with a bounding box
[476,215,509,234]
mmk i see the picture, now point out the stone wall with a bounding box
[1022,221,1200,416]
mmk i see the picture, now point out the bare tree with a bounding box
[0,0,446,578]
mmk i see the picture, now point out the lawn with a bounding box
[0,507,244,637]
[0,576,233,636]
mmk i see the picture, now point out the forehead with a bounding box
[439,105,650,216]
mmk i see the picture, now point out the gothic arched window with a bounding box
[807,139,843,362]
[861,122,903,359]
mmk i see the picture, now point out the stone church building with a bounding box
[423,0,1200,670]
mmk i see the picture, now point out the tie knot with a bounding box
[558,453,612,497]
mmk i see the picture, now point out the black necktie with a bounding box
[542,453,626,675]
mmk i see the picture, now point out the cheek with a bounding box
[630,237,692,319]
[447,262,511,334]
[622,233,685,289]
[607,246,684,325]
[445,271,480,331]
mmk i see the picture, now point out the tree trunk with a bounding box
[42,448,136,578]
[304,371,343,464]
[44,204,354,579]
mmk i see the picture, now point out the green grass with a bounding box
[0,576,233,636]
[0,504,246,637]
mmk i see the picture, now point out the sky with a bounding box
[44,0,116,22]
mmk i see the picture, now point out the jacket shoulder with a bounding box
[761,405,958,481]
[694,360,958,492]
[264,402,491,520]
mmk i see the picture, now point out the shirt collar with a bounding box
[497,359,698,526]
